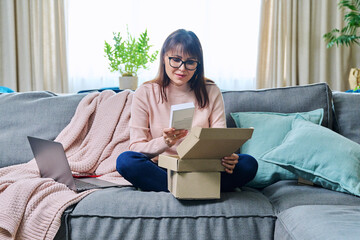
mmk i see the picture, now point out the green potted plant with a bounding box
[104,27,159,90]
[323,0,360,90]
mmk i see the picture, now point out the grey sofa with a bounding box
[1,83,360,240]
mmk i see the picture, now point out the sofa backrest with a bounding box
[222,83,333,129]
[332,91,360,145]
[0,92,86,168]
[0,83,334,168]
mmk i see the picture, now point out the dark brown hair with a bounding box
[148,29,211,108]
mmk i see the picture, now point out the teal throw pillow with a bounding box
[0,86,15,93]
[260,116,360,197]
[230,109,324,188]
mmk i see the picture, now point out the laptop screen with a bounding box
[27,136,76,190]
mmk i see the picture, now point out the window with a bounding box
[67,0,261,93]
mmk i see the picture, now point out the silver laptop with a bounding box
[28,136,121,192]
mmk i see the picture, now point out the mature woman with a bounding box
[116,29,258,192]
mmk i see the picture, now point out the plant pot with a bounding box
[349,68,360,90]
[119,76,138,90]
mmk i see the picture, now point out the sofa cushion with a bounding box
[230,109,323,188]
[275,205,360,240]
[0,92,85,168]
[222,83,333,129]
[262,180,360,213]
[62,187,276,240]
[230,109,324,158]
[332,91,360,144]
[261,116,360,197]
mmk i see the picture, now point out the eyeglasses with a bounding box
[168,57,199,71]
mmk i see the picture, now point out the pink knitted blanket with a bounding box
[0,90,133,240]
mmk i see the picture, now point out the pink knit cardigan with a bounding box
[0,90,133,240]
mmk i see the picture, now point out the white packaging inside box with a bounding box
[168,170,220,199]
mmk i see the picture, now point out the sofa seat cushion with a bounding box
[0,91,85,168]
[62,187,276,240]
[275,205,360,240]
[262,180,360,213]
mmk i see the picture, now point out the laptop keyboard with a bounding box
[74,179,99,190]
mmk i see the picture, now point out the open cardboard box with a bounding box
[159,127,254,199]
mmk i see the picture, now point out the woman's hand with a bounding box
[163,128,188,147]
[222,153,239,174]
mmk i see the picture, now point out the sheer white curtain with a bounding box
[67,0,261,93]
[0,0,68,92]
[256,0,360,91]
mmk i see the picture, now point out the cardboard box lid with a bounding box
[158,155,225,172]
[177,127,253,159]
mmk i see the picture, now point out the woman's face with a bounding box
[164,50,198,87]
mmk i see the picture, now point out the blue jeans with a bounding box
[116,151,258,192]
